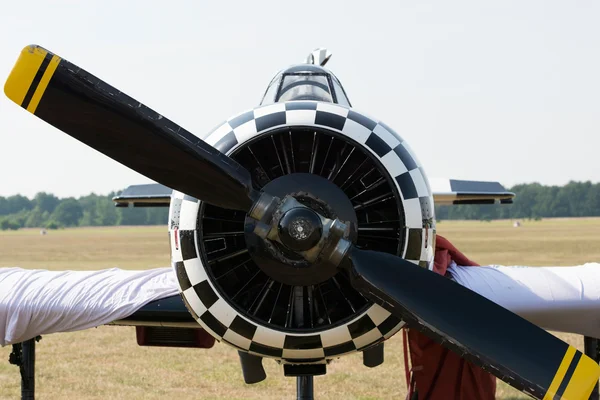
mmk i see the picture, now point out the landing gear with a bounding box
[238,351,324,399]
[296,376,314,400]
[9,336,41,400]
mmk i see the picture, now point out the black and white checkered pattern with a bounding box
[169,190,405,362]
[205,101,436,269]
[170,101,433,362]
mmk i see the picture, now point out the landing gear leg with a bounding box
[9,336,41,400]
[296,376,314,400]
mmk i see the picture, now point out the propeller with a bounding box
[4,45,600,400]
[344,247,600,399]
[3,45,258,212]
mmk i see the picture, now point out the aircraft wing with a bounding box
[112,184,172,207]
[110,295,197,328]
[115,179,516,207]
[431,178,515,205]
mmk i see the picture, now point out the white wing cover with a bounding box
[3,263,600,346]
[0,267,178,346]
[449,263,600,338]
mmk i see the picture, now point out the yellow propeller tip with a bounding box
[4,45,60,114]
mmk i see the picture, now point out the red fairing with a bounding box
[405,235,496,400]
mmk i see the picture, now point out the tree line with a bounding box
[0,192,168,230]
[0,181,598,230]
[436,181,600,221]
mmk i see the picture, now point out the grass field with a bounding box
[1,219,599,399]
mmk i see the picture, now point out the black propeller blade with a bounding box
[345,246,600,400]
[3,45,258,212]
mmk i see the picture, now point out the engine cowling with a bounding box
[169,101,435,364]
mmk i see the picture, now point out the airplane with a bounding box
[2,45,599,400]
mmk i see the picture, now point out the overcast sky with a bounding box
[0,0,598,198]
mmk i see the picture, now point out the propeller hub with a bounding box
[277,207,323,251]
[244,172,357,286]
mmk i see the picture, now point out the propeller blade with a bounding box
[4,45,258,212]
[345,247,600,400]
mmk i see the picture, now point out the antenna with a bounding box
[305,48,332,67]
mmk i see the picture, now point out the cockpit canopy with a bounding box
[260,65,351,107]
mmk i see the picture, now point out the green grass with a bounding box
[1,219,599,399]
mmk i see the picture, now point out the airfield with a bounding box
[1,218,599,399]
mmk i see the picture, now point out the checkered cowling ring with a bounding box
[168,101,435,364]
